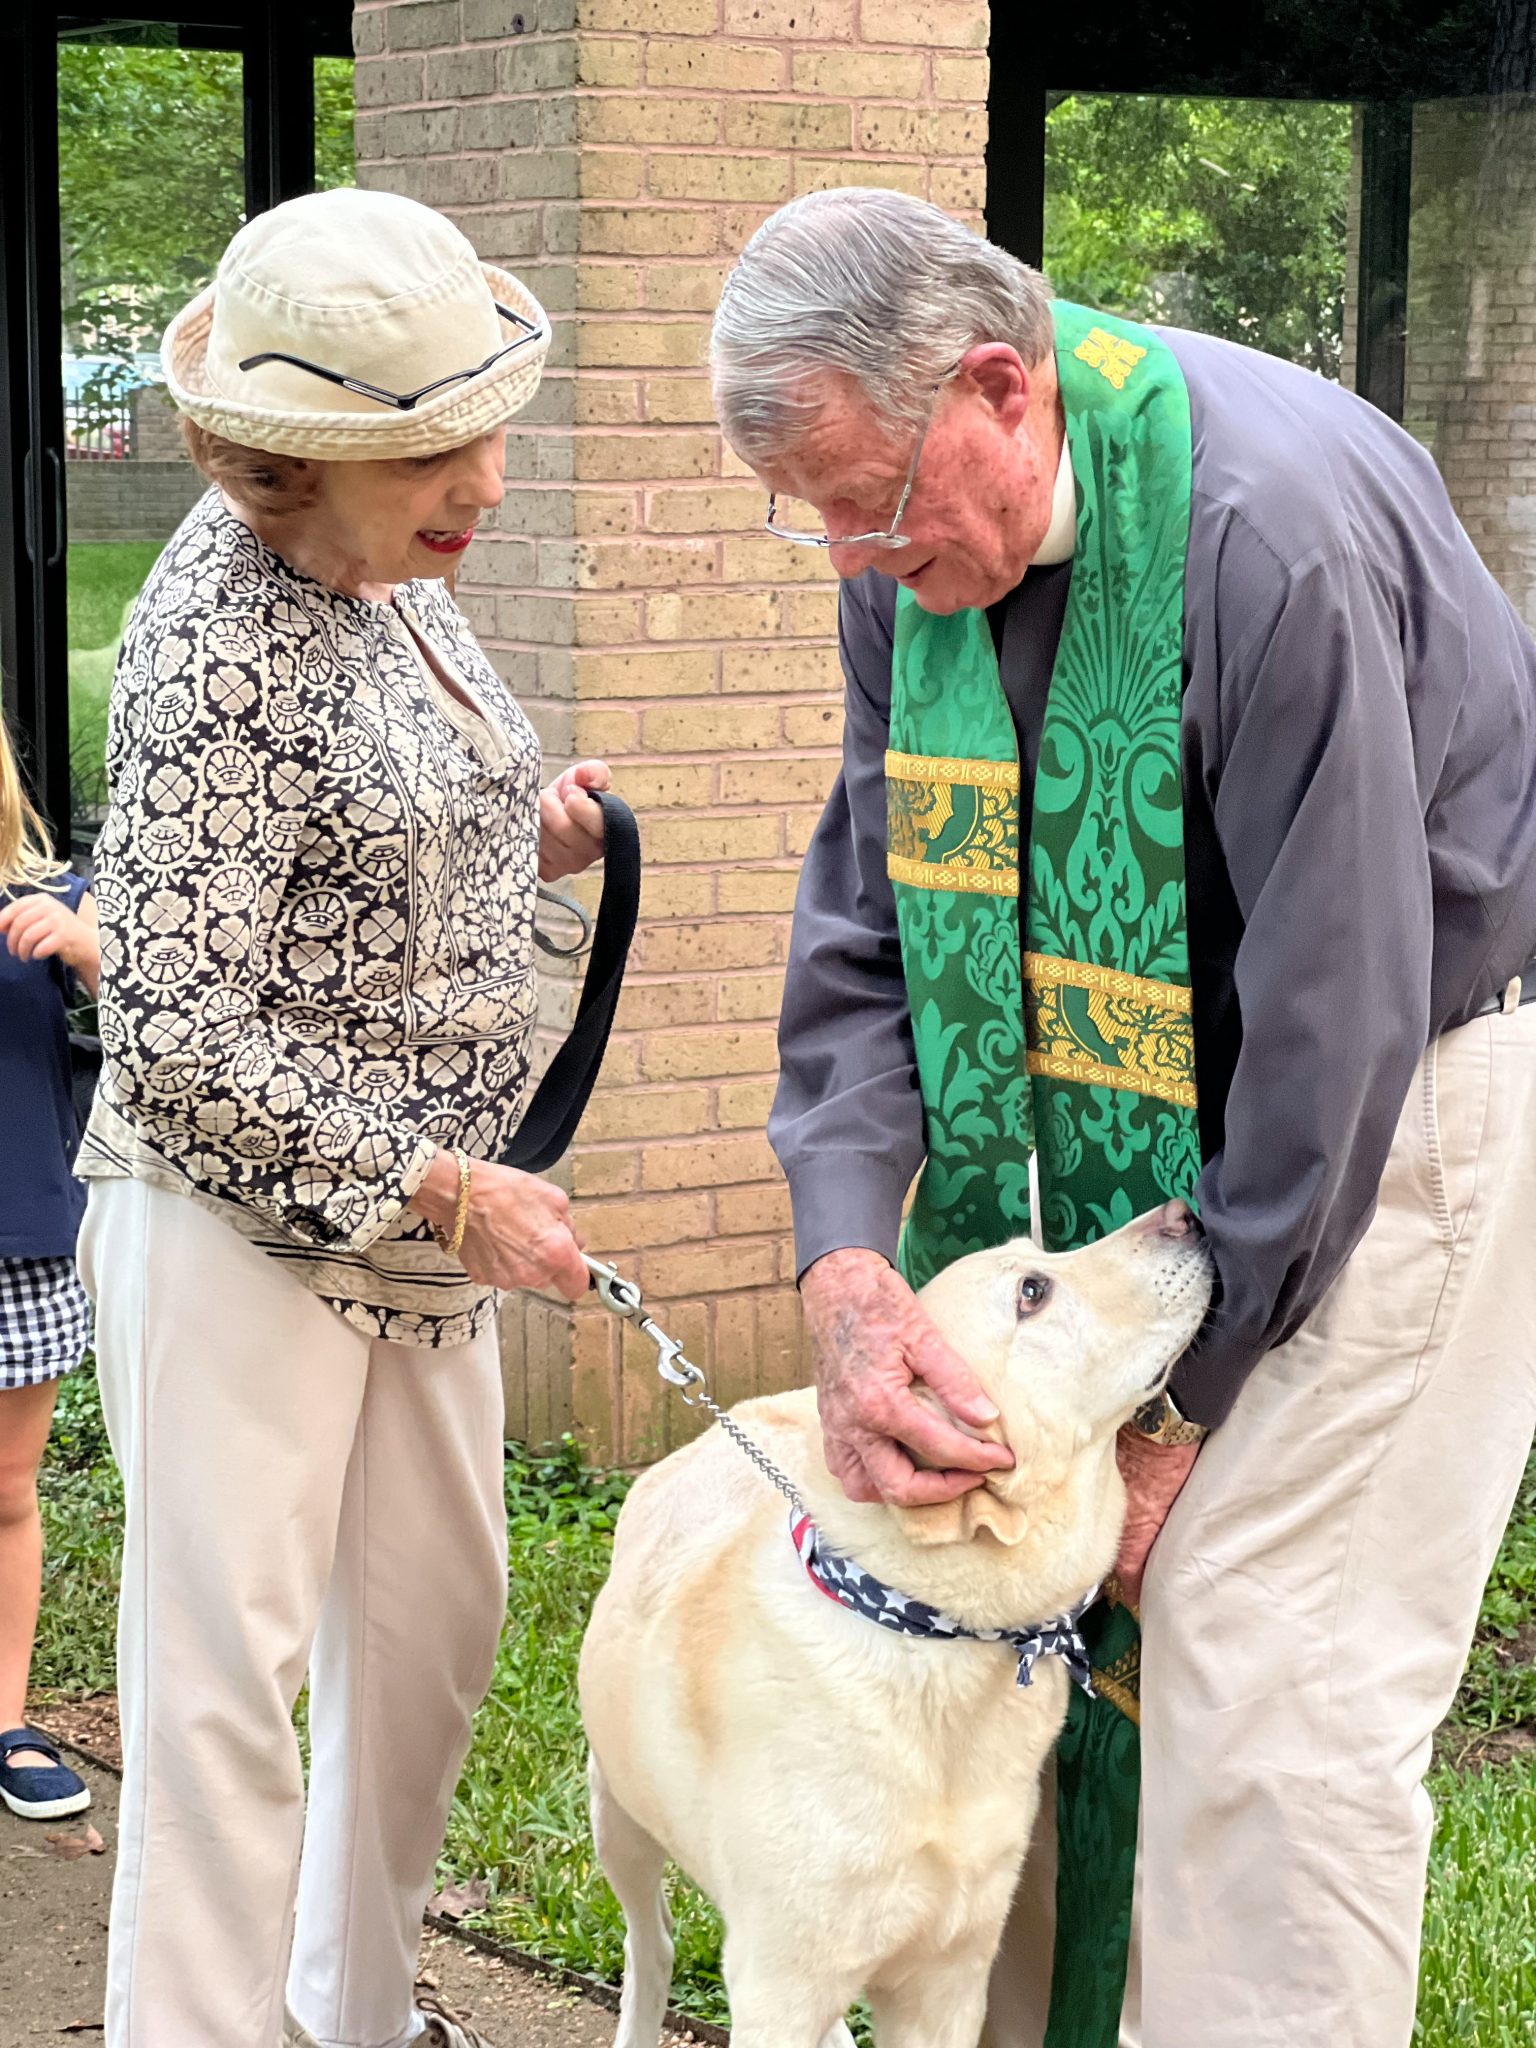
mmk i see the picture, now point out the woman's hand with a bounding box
[410,1150,588,1299]
[0,889,100,998]
[539,759,610,881]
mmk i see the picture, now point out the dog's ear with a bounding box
[961,1487,1031,1546]
[899,1384,1030,1546]
[899,1484,1030,1549]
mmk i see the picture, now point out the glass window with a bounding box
[1035,61,1536,631]
[315,54,357,192]
[59,25,247,831]
[1043,93,1354,381]
[58,29,355,836]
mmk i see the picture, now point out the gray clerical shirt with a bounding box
[769,325,1536,1427]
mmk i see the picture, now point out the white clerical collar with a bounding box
[1032,431,1077,567]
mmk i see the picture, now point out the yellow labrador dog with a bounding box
[579,1205,1212,2048]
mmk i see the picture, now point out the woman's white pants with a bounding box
[79,1178,508,2048]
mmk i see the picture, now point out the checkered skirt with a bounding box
[0,1258,91,1388]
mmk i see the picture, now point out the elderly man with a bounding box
[709,187,1536,2048]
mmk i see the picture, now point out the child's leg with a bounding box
[0,1377,62,1759]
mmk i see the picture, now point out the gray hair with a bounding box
[710,188,1053,462]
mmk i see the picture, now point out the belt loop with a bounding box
[1503,975,1523,1017]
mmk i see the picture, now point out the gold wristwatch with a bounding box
[1130,1389,1208,1447]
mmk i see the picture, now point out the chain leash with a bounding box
[581,1263,1104,1701]
[582,1254,806,1518]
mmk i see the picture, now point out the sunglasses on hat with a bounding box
[237,302,544,414]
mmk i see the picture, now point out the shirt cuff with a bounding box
[1167,1310,1258,1430]
[786,1154,913,1281]
[279,1132,439,1255]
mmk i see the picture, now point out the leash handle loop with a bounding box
[532,882,594,958]
[499,790,640,1174]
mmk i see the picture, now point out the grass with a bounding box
[31,1360,121,1695]
[444,1440,733,2030]
[68,541,164,651]
[1443,1454,1536,1739]
[32,1367,1536,2040]
[1416,1756,1536,2044]
[66,540,164,816]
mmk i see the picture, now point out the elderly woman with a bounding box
[76,187,604,2048]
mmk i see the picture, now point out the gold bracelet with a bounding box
[431,1147,473,1259]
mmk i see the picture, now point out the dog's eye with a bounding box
[1017,1275,1051,1316]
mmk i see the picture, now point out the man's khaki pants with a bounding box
[984,999,1536,2048]
[79,1178,509,2048]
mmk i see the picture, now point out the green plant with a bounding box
[1443,1455,1536,1735]
[33,1358,122,1696]
[44,1353,114,1473]
[503,1433,632,1543]
[29,1378,1536,2043]
[1415,1755,1536,2044]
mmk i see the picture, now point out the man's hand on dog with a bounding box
[800,1248,1015,1506]
[1114,1429,1201,1606]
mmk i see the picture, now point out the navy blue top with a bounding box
[1,871,90,1258]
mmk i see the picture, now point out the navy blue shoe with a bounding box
[0,1726,91,1821]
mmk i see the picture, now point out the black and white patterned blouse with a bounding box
[78,491,541,1346]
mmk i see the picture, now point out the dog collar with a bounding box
[790,1512,1098,1696]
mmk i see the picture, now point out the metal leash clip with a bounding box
[581,1251,807,1514]
[582,1252,706,1398]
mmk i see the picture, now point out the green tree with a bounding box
[315,56,359,193]
[58,38,355,819]
[58,40,356,359]
[1044,94,1354,377]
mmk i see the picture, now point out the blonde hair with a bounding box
[0,717,69,893]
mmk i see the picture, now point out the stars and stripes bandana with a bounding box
[790,1511,1099,1696]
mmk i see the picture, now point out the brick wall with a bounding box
[69,386,202,541]
[355,0,989,1461]
[67,460,206,542]
[1404,97,1536,627]
[130,382,187,462]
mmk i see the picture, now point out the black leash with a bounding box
[499,788,641,1173]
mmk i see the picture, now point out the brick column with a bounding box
[354,0,989,1462]
[1404,98,1536,629]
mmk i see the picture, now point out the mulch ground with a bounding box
[30,1698,121,1774]
[10,1700,711,2047]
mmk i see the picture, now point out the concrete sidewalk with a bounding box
[0,1756,702,2048]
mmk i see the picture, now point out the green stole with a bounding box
[885,301,1202,2045]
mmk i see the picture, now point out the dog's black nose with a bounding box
[1157,1198,1201,1240]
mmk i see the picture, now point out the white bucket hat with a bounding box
[161,186,550,461]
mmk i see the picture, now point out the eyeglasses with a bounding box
[237,302,545,413]
[764,363,961,550]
